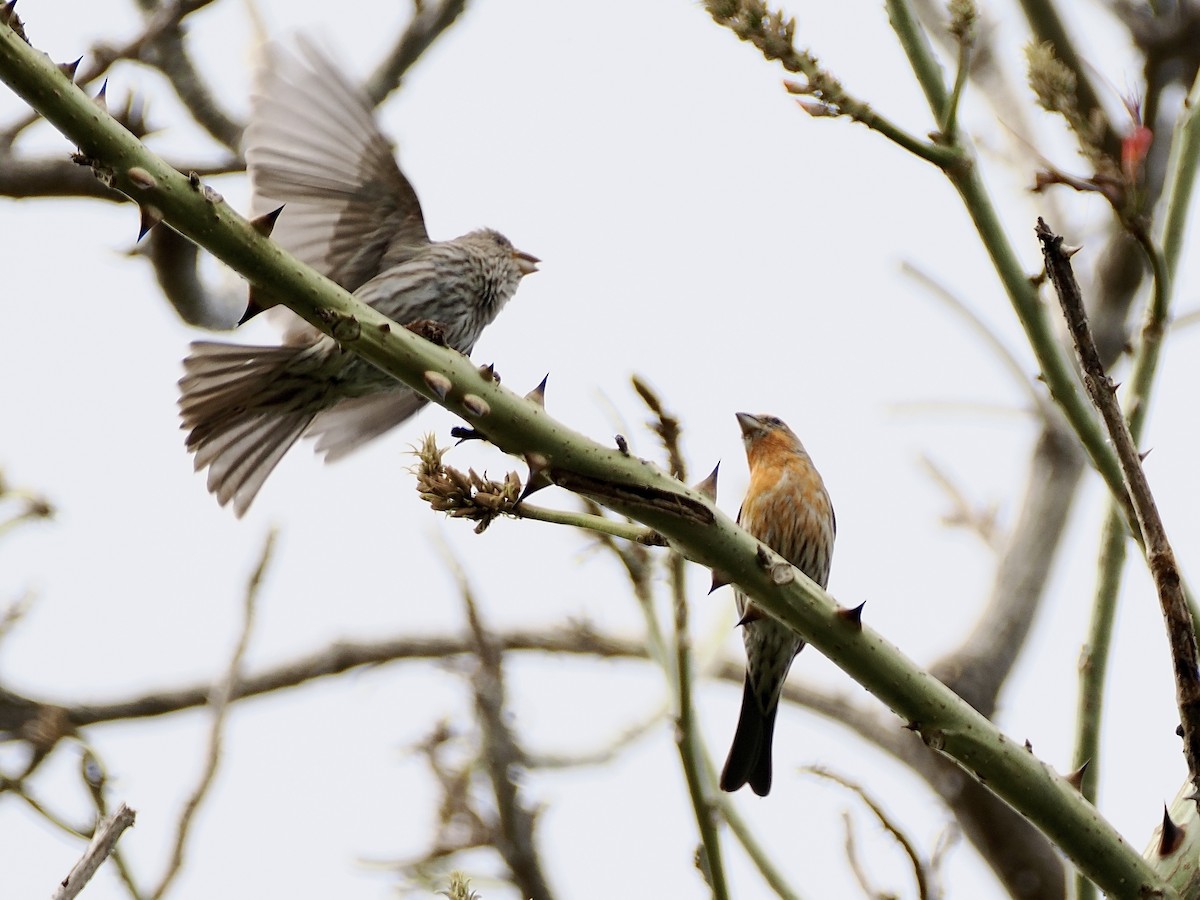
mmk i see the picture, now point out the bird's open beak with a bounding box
[513,249,540,277]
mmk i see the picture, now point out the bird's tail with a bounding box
[179,341,327,516]
[719,678,779,796]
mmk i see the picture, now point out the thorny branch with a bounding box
[0,0,471,328]
[5,1,1200,898]
[1037,218,1200,793]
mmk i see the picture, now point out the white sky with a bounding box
[3,1,1200,897]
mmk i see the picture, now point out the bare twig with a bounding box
[706,0,962,168]
[808,767,931,900]
[1037,218,1200,791]
[0,0,221,147]
[366,0,471,105]
[455,564,555,900]
[51,803,137,900]
[670,535,729,897]
[632,376,687,480]
[526,706,664,769]
[149,529,274,899]
[841,810,889,900]
[640,389,730,897]
[715,791,803,900]
[919,456,1002,551]
[901,262,1050,424]
[136,8,242,150]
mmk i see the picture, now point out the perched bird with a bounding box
[179,39,538,515]
[720,412,835,796]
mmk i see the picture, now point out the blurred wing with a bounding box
[306,391,430,461]
[245,37,430,293]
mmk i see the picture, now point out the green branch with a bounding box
[881,0,1144,537]
[0,17,1176,898]
[1072,503,1126,900]
[1160,66,1200,289]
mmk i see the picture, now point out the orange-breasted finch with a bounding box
[720,412,835,796]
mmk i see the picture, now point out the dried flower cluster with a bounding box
[413,434,523,533]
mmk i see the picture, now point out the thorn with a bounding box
[450,426,485,445]
[1178,724,1185,738]
[250,206,283,236]
[835,601,865,630]
[755,546,773,569]
[58,57,82,81]
[615,434,629,454]
[93,79,108,111]
[462,394,490,417]
[188,171,201,189]
[920,727,946,751]
[137,204,162,240]
[693,463,719,501]
[478,363,500,384]
[423,371,452,401]
[238,288,274,325]
[525,374,548,407]
[709,570,729,593]
[1024,739,1033,752]
[126,167,156,190]
[519,452,552,501]
[1065,759,1089,790]
[736,604,765,627]
[1140,446,1154,462]
[1063,243,1083,259]
[637,531,668,547]
[0,0,18,26]
[1159,804,1185,856]
[795,97,836,117]
[378,322,391,333]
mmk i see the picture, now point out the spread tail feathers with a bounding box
[180,341,326,516]
[719,678,779,796]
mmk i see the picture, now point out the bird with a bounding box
[720,412,835,796]
[178,39,538,516]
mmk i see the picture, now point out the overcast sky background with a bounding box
[3,1,1200,897]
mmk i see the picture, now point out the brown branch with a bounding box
[137,25,241,150]
[457,569,555,900]
[1037,217,1200,791]
[45,627,637,729]
[365,0,470,106]
[808,767,930,900]
[0,155,239,201]
[0,0,222,147]
[8,623,1061,898]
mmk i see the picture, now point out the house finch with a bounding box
[720,412,835,796]
[179,39,537,515]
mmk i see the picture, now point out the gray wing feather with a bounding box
[307,391,430,461]
[246,37,429,292]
